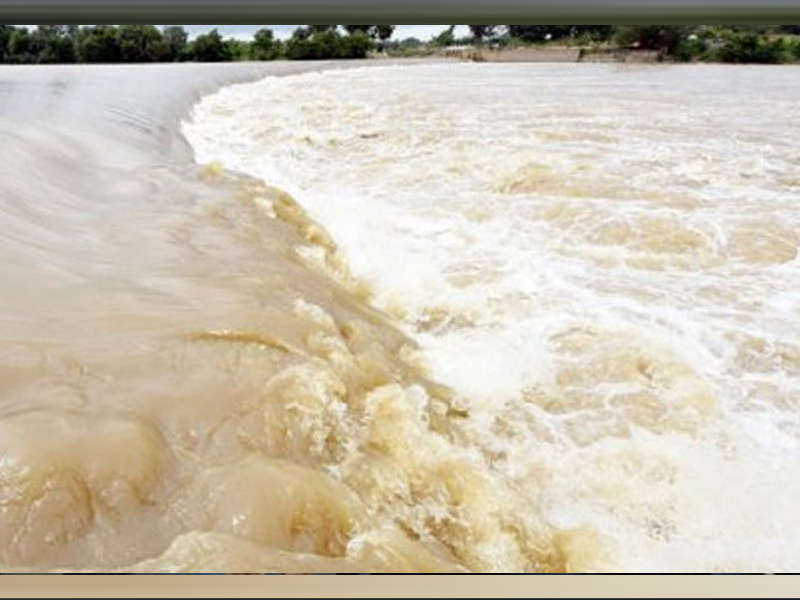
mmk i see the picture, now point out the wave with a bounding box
[0,60,587,573]
[183,62,800,572]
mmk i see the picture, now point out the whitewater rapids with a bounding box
[1,60,799,573]
[184,63,800,572]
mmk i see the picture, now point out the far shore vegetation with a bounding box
[1,25,800,65]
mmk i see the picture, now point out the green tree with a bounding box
[469,25,497,42]
[613,25,691,54]
[118,25,167,62]
[344,25,393,41]
[340,30,374,57]
[508,25,590,42]
[343,25,370,36]
[6,27,36,63]
[374,25,394,41]
[672,36,710,62]
[162,26,188,61]
[504,25,615,43]
[284,26,318,58]
[291,26,313,41]
[225,39,251,61]
[432,25,456,47]
[718,31,790,63]
[31,25,78,63]
[307,28,343,58]
[251,27,280,60]
[76,25,122,63]
[286,26,373,59]
[187,29,230,62]
[507,25,550,43]
[0,25,13,61]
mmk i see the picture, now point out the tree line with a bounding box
[1,25,799,64]
[462,25,800,63]
[0,25,395,64]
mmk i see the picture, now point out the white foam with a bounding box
[184,63,800,571]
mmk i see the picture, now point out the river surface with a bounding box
[2,61,799,573]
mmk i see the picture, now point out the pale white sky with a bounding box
[182,25,470,42]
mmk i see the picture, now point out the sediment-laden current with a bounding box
[2,61,799,573]
[184,63,800,573]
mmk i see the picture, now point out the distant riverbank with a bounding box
[5,25,800,66]
[434,46,662,63]
[394,26,800,65]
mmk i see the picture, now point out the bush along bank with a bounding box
[0,25,392,64]
[431,25,800,64]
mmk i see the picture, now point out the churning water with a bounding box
[185,63,800,572]
[1,61,799,573]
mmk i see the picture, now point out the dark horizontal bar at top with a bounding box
[2,1,800,24]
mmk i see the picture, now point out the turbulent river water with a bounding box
[2,61,799,573]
